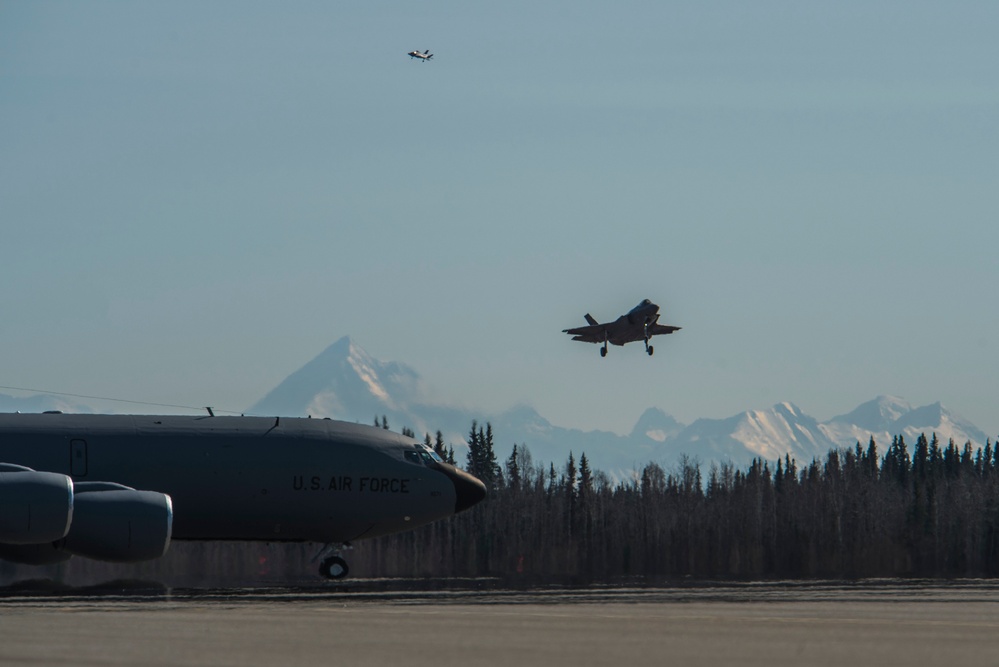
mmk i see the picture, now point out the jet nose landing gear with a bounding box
[320,555,349,580]
[313,542,352,580]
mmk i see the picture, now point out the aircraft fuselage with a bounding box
[0,413,483,544]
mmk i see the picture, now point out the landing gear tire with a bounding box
[600,346,607,357]
[319,555,349,580]
[647,345,654,356]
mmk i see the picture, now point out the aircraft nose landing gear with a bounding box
[320,555,349,580]
[313,542,352,580]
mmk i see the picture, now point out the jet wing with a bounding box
[563,324,606,343]
[649,324,681,336]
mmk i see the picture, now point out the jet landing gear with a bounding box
[313,542,352,580]
[600,344,608,357]
[643,322,654,356]
[320,555,349,580]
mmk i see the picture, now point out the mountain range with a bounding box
[249,337,991,474]
[3,336,991,475]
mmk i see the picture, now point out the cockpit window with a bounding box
[418,444,445,464]
[406,444,444,466]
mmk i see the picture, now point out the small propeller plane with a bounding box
[408,50,433,62]
[563,299,681,357]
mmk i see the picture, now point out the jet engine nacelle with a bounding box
[0,464,74,544]
[63,482,174,563]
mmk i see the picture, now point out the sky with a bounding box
[2,1,997,438]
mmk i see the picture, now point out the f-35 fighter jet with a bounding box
[563,298,681,357]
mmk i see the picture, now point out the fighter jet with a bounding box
[563,298,681,357]
[0,413,485,579]
[408,49,433,61]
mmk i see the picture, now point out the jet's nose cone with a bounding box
[447,466,486,513]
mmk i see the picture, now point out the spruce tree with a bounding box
[466,420,481,476]
[914,433,930,480]
[506,444,521,491]
[578,452,593,500]
[863,437,878,479]
[482,423,500,487]
[434,430,447,460]
[565,452,577,500]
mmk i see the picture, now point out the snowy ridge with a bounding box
[657,403,836,469]
[735,403,834,461]
[246,341,994,471]
[827,395,913,432]
[820,396,988,453]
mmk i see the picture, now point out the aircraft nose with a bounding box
[445,466,486,513]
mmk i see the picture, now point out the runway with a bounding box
[2,581,998,666]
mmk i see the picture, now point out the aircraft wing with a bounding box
[564,313,639,343]
[563,324,606,343]
[649,323,681,336]
[564,320,680,343]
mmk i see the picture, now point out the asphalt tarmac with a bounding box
[2,581,998,666]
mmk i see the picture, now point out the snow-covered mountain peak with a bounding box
[773,402,805,419]
[248,336,424,419]
[819,397,988,454]
[892,402,988,446]
[829,395,913,433]
[630,407,685,443]
[733,403,831,461]
[309,336,379,377]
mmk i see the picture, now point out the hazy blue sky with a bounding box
[3,1,997,437]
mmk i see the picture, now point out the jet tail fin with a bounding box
[584,314,598,326]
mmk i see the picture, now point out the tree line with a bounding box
[362,426,999,580]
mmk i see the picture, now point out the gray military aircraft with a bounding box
[563,298,681,357]
[0,412,485,579]
[407,49,433,61]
